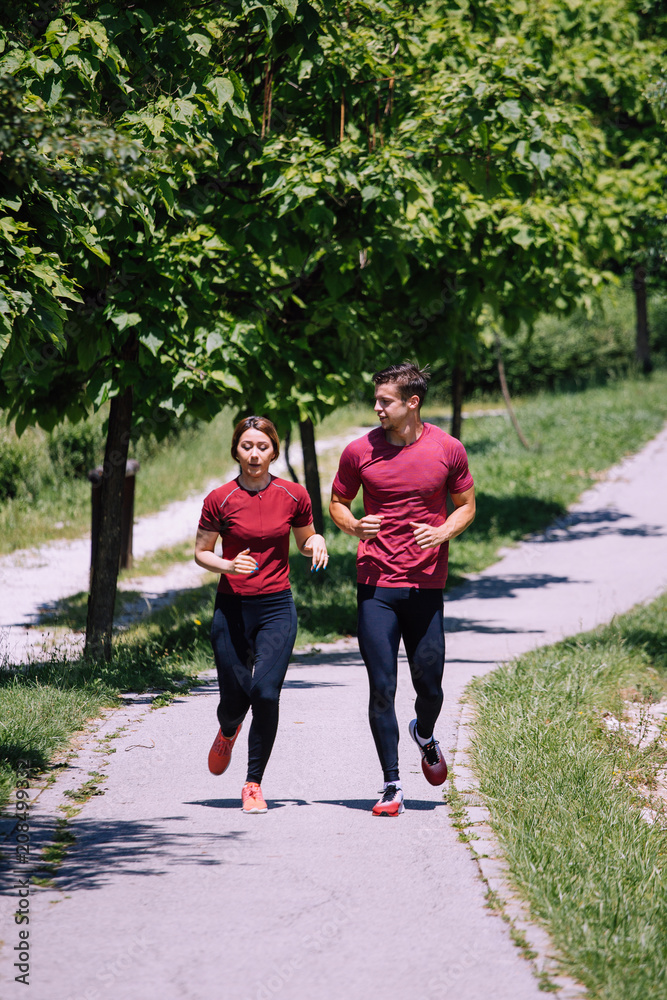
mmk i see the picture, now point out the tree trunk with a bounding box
[85,385,133,661]
[495,331,532,450]
[283,426,299,483]
[299,417,324,534]
[451,364,465,440]
[633,264,653,374]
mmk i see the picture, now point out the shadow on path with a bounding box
[188,798,308,810]
[446,574,572,604]
[534,508,664,543]
[445,617,544,635]
[7,815,252,892]
[314,799,445,812]
[283,678,345,689]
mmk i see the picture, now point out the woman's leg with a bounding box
[245,591,298,784]
[210,594,252,737]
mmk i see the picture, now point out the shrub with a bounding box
[48,415,106,479]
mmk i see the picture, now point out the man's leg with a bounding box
[357,584,404,783]
[401,588,448,785]
[401,588,445,738]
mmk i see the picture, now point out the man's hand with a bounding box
[355,515,384,540]
[409,522,446,550]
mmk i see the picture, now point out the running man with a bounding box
[329,363,475,816]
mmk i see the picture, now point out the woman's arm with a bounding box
[292,524,329,571]
[194,528,258,576]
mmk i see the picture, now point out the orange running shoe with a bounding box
[242,782,268,814]
[208,723,242,775]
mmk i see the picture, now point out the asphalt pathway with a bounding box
[1,424,667,1000]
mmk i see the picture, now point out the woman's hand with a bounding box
[228,548,259,576]
[306,534,329,572]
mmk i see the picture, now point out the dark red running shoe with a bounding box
[409,719,448,786]
[208,723,242,775]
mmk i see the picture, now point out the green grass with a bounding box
[466,592,667,1000]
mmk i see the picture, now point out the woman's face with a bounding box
[236,428,275,482]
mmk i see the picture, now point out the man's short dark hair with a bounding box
[372,363,430,405]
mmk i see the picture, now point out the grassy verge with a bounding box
[466,592,667,1000]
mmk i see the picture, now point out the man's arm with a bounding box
[409,486,476,550]
[329,490,384,540]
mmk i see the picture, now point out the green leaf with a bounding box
[72,227,110,265]
[529,149,552,175]
[209,370,242,392]
[206,331,224,353]
[140,332,163,356]
[187,33,212,56]
[277,0,298,15]
[497,100,522,122]
[110,311,141,331]
[361,185,381,203]
[510,226,533,249]
[205,77,235,110]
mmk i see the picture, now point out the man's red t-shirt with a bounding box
[198,476,313,596]
[332,423,474,588]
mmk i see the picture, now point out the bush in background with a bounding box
[430,285,667,400]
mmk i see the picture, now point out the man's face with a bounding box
[373,381,417,430]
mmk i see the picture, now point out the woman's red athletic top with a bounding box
[198,476,313,595]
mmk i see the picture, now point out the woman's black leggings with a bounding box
[210,589,297,784]
[357,584,445,783]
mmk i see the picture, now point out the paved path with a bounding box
[1,424,666,1000]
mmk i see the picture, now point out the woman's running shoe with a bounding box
[242,782,268,814]
[372,784,404,816]
[409,719,448,785]
[208,723,242,775]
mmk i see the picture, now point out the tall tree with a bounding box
[0,2,297,657]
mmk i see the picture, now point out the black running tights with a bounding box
[357,584,445,783]
[210,589,297,784]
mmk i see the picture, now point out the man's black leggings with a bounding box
[210,589,297,784]
[357,584,445,783]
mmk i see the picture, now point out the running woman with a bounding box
[329,363,475,816]
[195,416,328,814]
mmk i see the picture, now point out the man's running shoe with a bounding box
[242,782,268,814]
[372,784,404,817]
[409,719,448,786]
[208,723,242,775]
